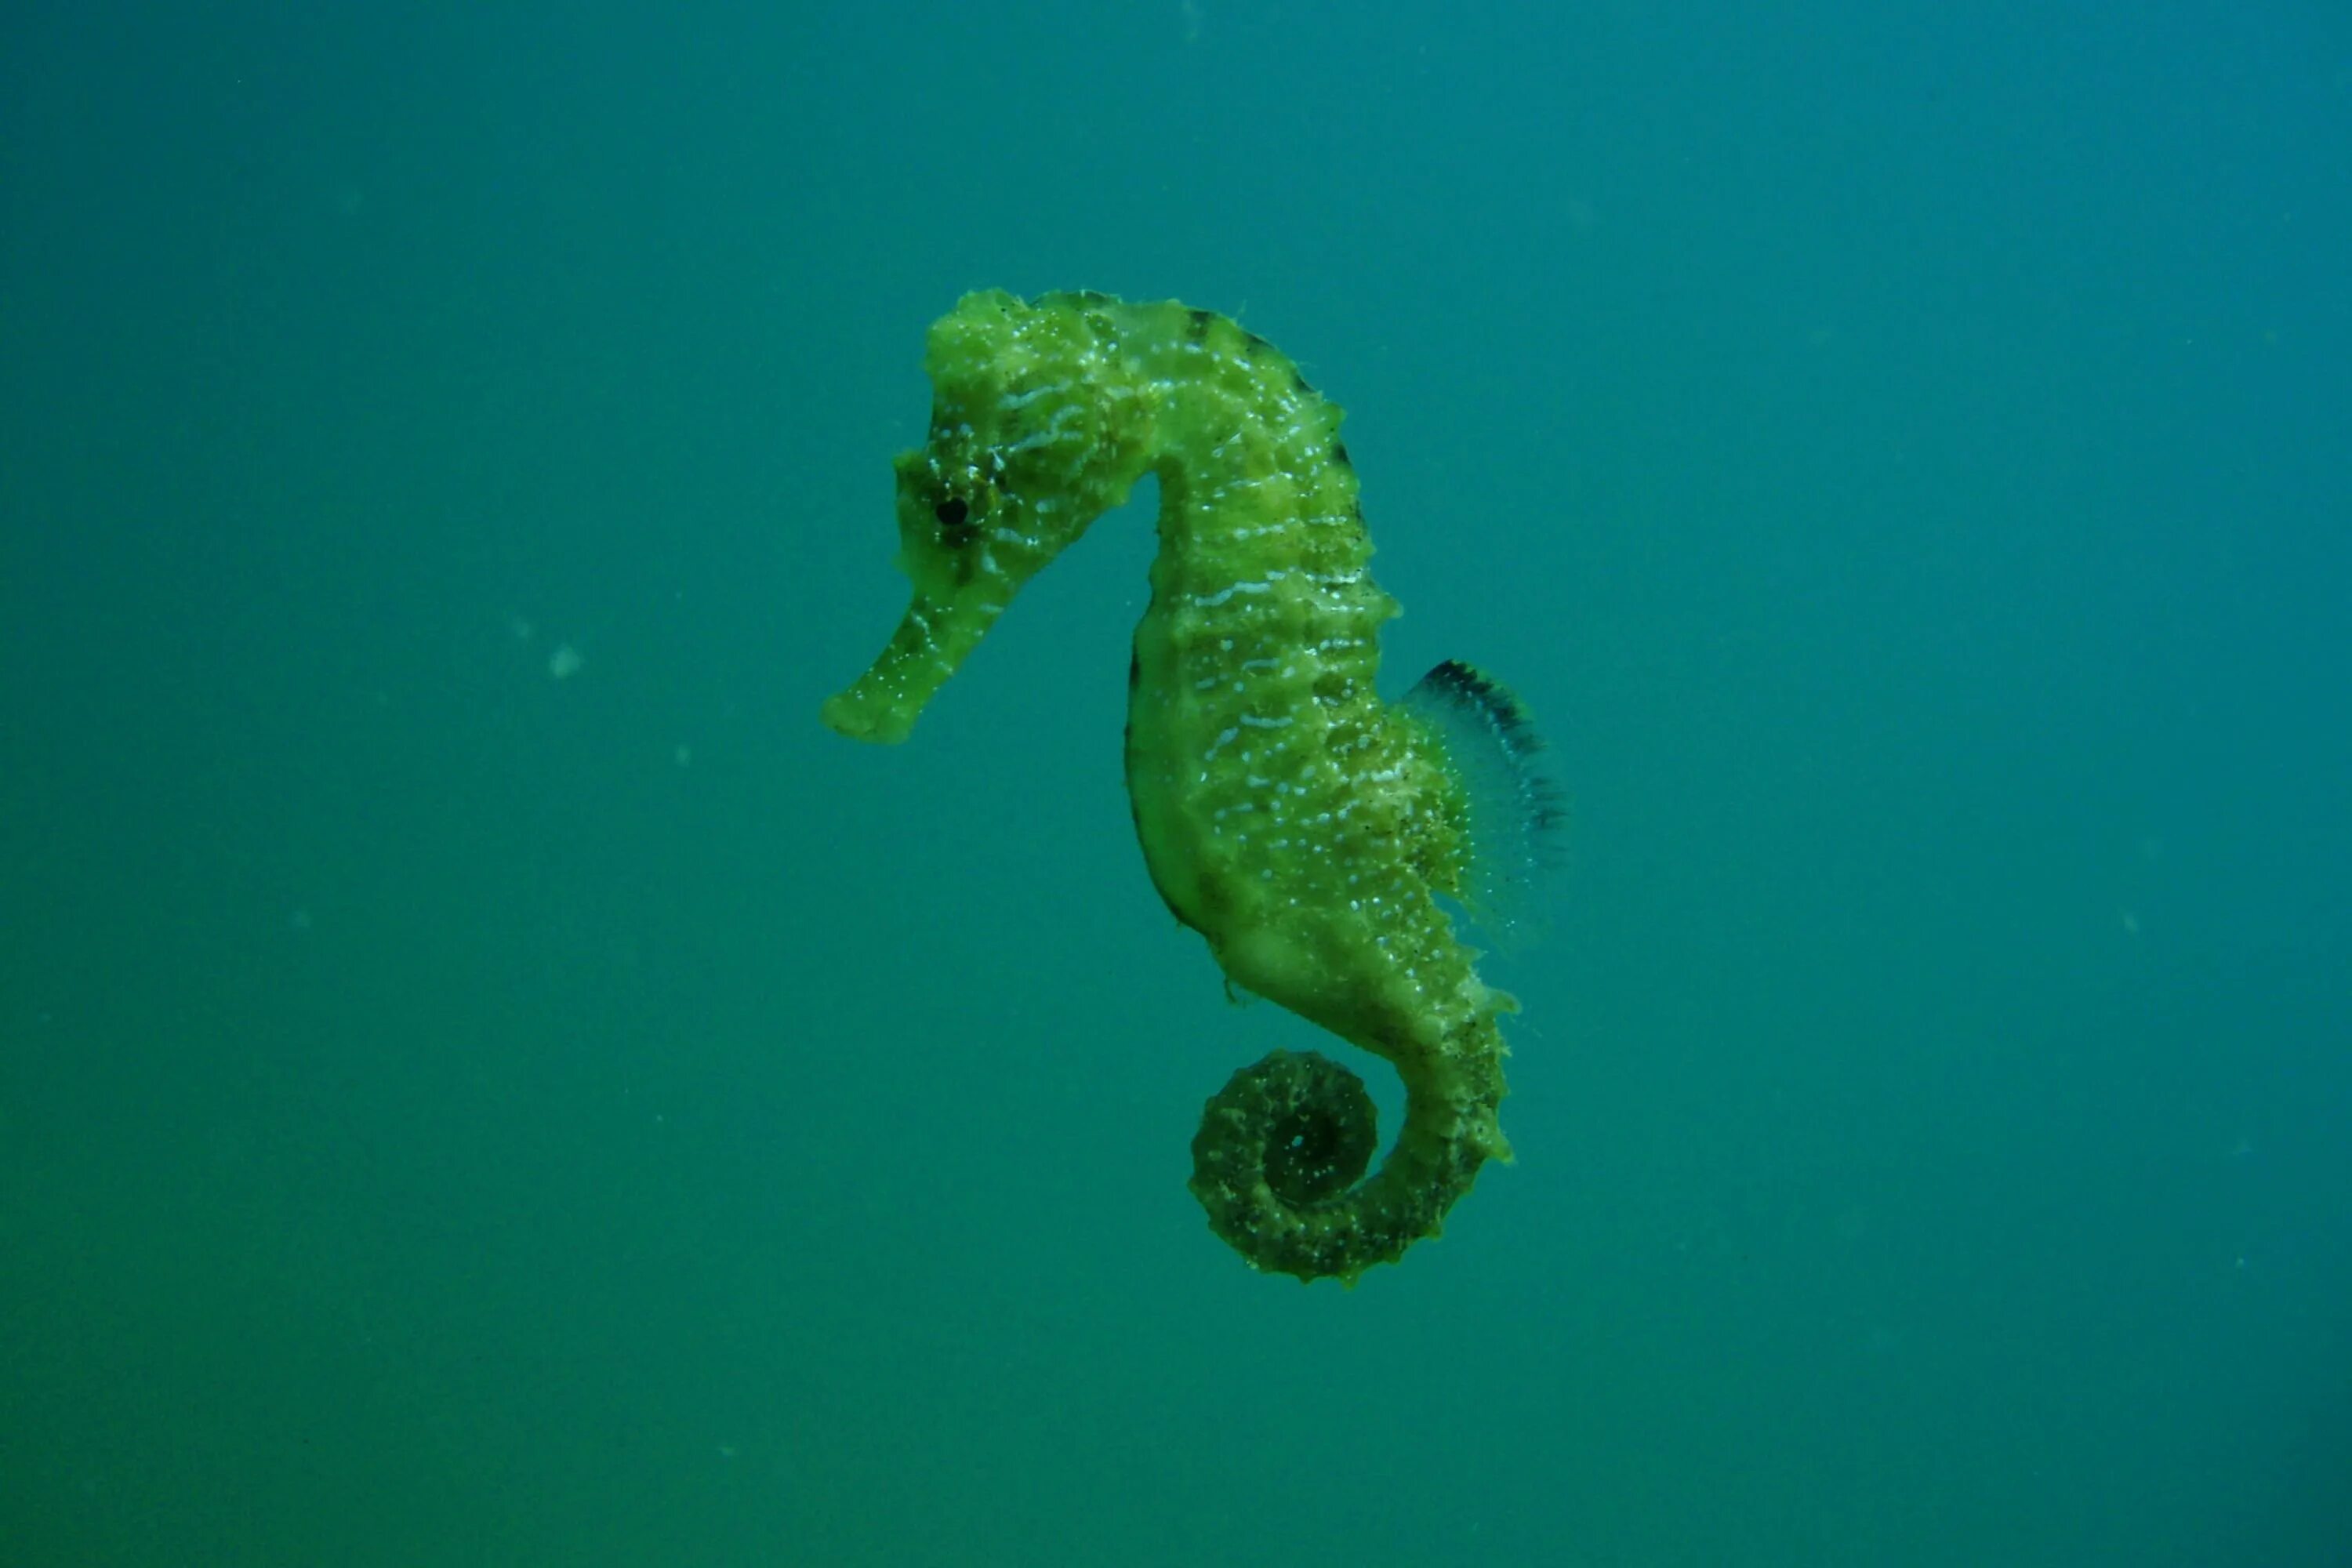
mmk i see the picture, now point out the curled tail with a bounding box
[1188,1035,1504,1286]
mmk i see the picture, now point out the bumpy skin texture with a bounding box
[824,292,1516,1284]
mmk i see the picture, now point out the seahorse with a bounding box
[823,291,1560,1283]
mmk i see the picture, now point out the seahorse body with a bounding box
[824,291,1558,1283]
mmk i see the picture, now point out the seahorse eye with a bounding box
[934,496,970,530]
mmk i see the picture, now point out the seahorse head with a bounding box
[824,291,1153,744]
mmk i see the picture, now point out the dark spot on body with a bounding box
[1187,309,1214,342]
[1331,442,1352,466]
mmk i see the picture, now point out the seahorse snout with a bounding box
[822,587,1000,744]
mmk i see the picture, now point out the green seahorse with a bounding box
[824,291,1560,1284]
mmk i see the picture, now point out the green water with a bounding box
[4,4,2347,1563]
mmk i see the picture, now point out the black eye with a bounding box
[934,497,969,530]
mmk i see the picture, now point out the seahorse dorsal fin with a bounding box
[1400,659,1567,947]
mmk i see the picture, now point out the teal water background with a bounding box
[5,3,2347,1563]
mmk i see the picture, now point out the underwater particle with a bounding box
[548,643,584,680]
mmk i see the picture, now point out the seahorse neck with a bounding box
[1109,304,1374,602]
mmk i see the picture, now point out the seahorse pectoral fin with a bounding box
[820,587,997,745]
